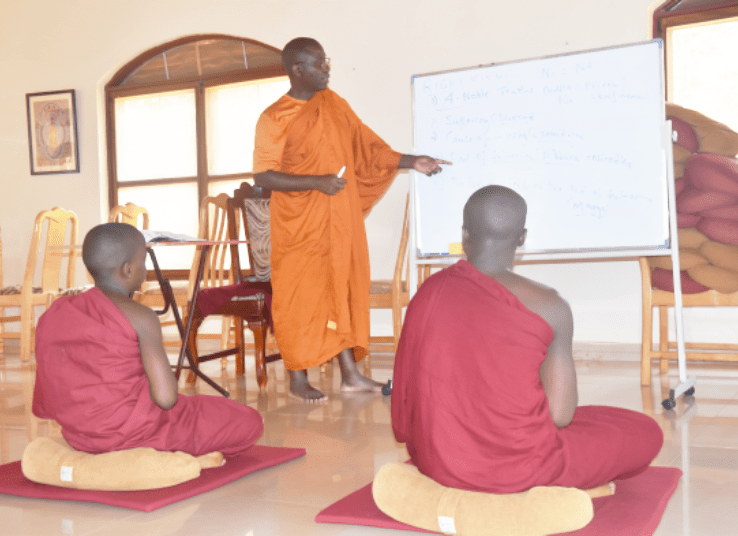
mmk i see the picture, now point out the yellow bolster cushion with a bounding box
[21,437,221,491]
[701,240,738,272]
[687,264,738,294]
[372,463,593,536]
[678,228,710,249]
[646,248,708,271]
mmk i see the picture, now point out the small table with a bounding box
[146,239,246,398]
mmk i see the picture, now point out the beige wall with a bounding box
[2,0,736,344]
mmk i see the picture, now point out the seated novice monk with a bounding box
[32,223,264,457]
[391,185,664,493]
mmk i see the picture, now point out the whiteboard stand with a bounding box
[661,120,696,409]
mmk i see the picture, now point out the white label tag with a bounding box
[60,465,73,482]
[61,519,74,534]
[438,516,457,534]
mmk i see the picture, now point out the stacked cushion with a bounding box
[650,105,738,293]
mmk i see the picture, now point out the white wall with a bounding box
[2,0,735,344]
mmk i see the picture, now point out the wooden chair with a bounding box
[182,191,279,389]
[109,202,150,229]
[0,207,79,362]
[0,226,21,354]
[109,203,188,344]
[639,257,738,386]
[369,195,412,351]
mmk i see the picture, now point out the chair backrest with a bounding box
[395,195,411,292]
[189,194,237,292]
[23,207,79,297]
[0,225,4,290]
[109,202,150,229]
[232,182,271,282]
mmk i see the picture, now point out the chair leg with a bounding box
[20,305,33,362]
[658,306,670,375]
[641,300,654,387]
[234,318,245,376]
[249,319,268,388]
[185,316,203,386]
[392,301,403,353]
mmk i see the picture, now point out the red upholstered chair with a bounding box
[183,191,279,389]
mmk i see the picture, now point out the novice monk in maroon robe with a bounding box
[33,223,263,457]
[391,185,663,493]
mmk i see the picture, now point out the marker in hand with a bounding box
[337,165,346,178]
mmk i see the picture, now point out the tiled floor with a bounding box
[1,339,737,535]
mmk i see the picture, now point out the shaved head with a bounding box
[83,223,145,283]
[463,185,527,241]
[462,185,527,269]
[282,37,322,72]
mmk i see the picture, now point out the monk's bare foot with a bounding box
[341,374,385,393]
[336,347,384,393]
[288,369,328,403]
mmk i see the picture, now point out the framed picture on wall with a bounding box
[26,89,80,175]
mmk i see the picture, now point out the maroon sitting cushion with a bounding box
[701,204,738,221]
[685,153,738,196]
[676,188,738,214]
[674,178,688,198]
[677,213,700,229]
[651,268,709,294]
[696,218,738,247]
[668,115,699,153]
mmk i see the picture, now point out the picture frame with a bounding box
[26,89,80,175]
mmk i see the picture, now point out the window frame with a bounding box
[653,1,738,97]
[105,34,286,210]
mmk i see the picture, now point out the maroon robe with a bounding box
[33,288,263,457]
[392,260,663,493]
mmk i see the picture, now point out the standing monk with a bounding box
[392,185,663,493]
[253,37,450,402]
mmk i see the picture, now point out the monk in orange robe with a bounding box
[33,224,264,457]
[392,186,663,492]
[253,37,450,401]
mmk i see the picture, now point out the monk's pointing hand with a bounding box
[413,156,452,177]
[315,174,347,195]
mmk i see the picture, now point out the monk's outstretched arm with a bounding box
[254,170,346,195]
[398,155,452,176]
[132,305,179,410]
[537,294,578,428]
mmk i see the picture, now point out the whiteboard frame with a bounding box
[408,40,694,403]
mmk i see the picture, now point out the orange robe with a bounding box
[253,90,402,370]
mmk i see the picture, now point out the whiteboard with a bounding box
[412,40,669,256]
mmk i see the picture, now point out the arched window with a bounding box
[654,1,738,131]
[106,35,289,272]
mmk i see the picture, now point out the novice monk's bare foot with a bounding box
[288,369,328,403]
[583,482,615,499]
[196,451,225,468]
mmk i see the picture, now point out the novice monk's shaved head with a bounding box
[82,223,144,283]
[463,184,527,241]
[462,185,527,268]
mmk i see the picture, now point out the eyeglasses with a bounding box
[297,57,331,70]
